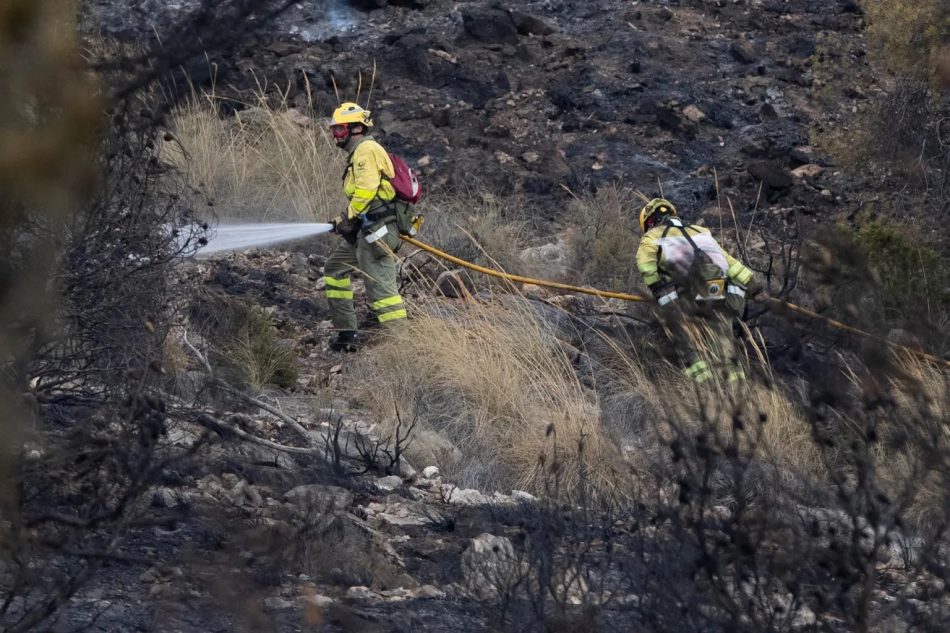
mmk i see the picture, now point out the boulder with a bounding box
[511,490,538,503]
[520,238,571,280]
[682,104,706,123]
[748,160,793,189]
[730,40,758,64]
[435,269,474,298]
[508,10,556,36]
[422,465,440,479]
[299,593,334,610]
[366,499,442,526]
[791,164,824,180]
[263,596,294,611]
[285,484,354,511]
[376,475,403,492]
[462,10,519,45]
[442,485,491,506]
[461,534,522,599]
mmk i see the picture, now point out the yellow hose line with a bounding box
[401,236,950,369]
[763,298,950,369]
[401,236,649,303]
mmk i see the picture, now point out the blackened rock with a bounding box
[839,0,861,13]
[347,0,387,10]
[656,106,683,131]
[431,107,452,127]
[462,10,518,45]
[509,10,556,36]
[759,103,779,121]
[390,0,432,7]
[435,270,474,298]
[748,160,793,189]
[214,266,241,291]
[730,40,758,64]
[289,298,319,316]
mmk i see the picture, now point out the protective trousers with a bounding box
[323,221,407,331]
[659,300,745,385]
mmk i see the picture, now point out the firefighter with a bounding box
[636,198,765,385]
[324,102,407,352]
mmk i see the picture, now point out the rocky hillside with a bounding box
[86,0,874,229]
[44,246,946,632]
[5,1,948,632]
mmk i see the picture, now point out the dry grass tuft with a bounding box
[162,78,344,222]
[423,186,538,279]
[605,324,825,481]
[867,353,950,530]
[359,295,631,500]
[566,184,641,290]
[220,304,297,392]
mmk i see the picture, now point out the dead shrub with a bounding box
[420,185,539,280]
[566,184,641,291]
[358,296,630,501]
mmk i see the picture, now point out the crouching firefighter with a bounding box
[324,102,407,352]
[636,198,765,385]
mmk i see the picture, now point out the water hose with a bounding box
[401,235,950,369]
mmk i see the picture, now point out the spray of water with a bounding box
[193,222,335,257]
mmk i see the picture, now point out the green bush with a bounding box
[854,221,949,316]
[191,293,298,391]
[860,0,949,84]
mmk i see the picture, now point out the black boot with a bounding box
[329,330,360,352]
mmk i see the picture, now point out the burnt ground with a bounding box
[42,242,947,633]
[32,1,947,631]
[44,248,656,633]
[83,0,896,239]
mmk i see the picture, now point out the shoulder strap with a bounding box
[655,222,673,270]
[667,218,704,254]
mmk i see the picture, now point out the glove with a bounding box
[647,281,666,298]
[745,275,766,299]
[330,213,358,241]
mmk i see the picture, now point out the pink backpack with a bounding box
[388,153,422,204]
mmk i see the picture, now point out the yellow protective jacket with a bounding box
[637,221,753,288]
[343,136,396,219]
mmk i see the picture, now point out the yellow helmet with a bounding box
[639,198,677,232]
[330,102,373,127]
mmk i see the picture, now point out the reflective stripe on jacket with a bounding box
[637,223,753,287]
[343,137,396,219]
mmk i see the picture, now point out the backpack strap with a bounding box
[669,218,704,254]
[655,217,703,272]
[362,199,397,224]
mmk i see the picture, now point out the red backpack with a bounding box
[388,153,422,204]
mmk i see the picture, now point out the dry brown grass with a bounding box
[605,322,825,481]
[162,77,345,222]
[423,186,539,279]
[865,353,950,529]
[565,184,641,290]
[358,294,631,501]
